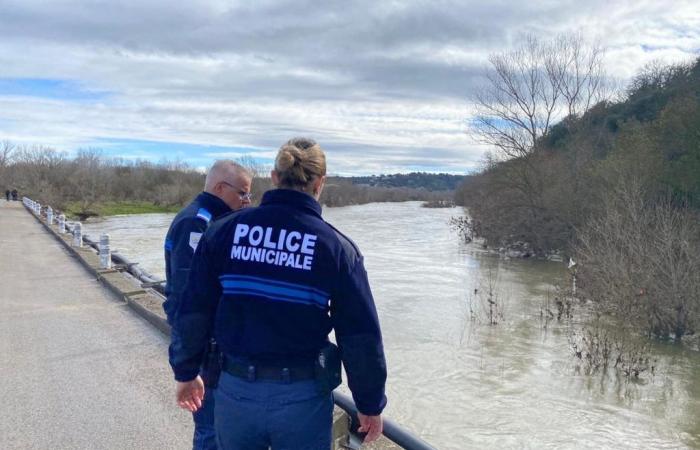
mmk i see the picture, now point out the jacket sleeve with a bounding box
[331,254,388,416]
[168,229,222,382]
[163,217,207,324]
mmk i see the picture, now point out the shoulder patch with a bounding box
[196,208,212,223]
[189,232,203,251]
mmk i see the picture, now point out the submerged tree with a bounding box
[575,175,700,341]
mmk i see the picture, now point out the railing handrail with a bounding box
[333,392,437,450]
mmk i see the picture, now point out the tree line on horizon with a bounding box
[0,144,454,217]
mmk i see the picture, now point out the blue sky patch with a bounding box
[91,138,273,169]
[0,78,110,102]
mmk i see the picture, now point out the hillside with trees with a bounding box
[350,172,466,191]
[457,55,700,254]
[457,36,700,341]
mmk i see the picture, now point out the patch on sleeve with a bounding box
[196,208,212,223]
[189,232,203,251]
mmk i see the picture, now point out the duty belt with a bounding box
[222,357,315,382]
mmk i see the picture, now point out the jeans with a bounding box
[193,387,217,450]
[214,372,333,450]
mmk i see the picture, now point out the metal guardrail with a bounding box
[65,222,167,289]
[22,197,437,450]
[334,392,437,450]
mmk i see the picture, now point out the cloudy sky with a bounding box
[1,1,698,175]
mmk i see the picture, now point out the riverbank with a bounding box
[68,199,456,219]
[64,201,181,219]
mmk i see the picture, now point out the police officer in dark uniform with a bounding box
[164,160,252,450]
[170,138,387,449]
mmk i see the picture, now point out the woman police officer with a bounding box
[169,137,387,449]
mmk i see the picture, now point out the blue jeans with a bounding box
[214,372,333,450]
[193,387,217,450]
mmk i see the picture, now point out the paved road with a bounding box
[0,201,192,449]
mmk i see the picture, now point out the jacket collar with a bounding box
[260,189,323,218]
[195,191,231,219]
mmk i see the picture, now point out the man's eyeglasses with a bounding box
[221,181,253,201]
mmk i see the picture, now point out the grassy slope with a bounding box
[64,201,182,218]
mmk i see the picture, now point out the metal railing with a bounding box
[22,197,438,450]
[333,392,436,450]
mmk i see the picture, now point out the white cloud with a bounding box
[0,0,698,174]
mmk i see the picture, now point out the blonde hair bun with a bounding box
[274,137,326,191]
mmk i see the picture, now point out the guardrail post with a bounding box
[99,234,111,269]
[58,214,66,234]
[47,206,54,225]
[73,222,83,247]
[36,202,41,215]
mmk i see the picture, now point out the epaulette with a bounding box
[196,208,212,223]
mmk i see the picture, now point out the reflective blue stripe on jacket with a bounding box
[163,191,231,324]
[169,189,388,415]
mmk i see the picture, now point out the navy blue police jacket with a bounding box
[169,189,388,416]
[163,192,231,324]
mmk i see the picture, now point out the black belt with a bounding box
[222,357,316,382]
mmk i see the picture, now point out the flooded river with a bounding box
[84,201,700,449]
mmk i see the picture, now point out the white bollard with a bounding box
[58,214,66,234]
[47,206,54,225]
[36,202,41,215]
[99,234,111,269]
[73,222,83,247]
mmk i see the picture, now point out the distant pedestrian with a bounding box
[5,189,9,201]
[164,160,252,450]
[11,189,18,201]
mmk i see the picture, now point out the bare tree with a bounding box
[471,33,607,160]
[548,33,607,121]
[69,149,110,216]
[236,154,270,179]
[0,140,15,169]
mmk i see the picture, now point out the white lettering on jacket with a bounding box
[230,224,317,271]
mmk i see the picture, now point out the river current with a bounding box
[84,201,700,449]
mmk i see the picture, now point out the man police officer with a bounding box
[164,160,252,450]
